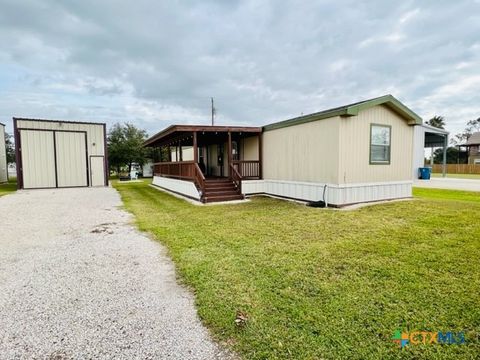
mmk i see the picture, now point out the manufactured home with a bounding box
[146,95,424,206]
[0,123,7,183]
[13,118,108,189]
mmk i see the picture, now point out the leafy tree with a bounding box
[433,146,468,164]
[425,115,446,129]
[452,117,480,144]
[107,123,148,174]
[4,132,15,164]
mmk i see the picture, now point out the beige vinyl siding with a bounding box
[338,105,414,184]
[262,116,340,184]
[241,136,259,160]
[55,132,88,187]
[20,130,56,188]
[0,125,8,183]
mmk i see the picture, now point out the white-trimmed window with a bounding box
[370,124,391,164]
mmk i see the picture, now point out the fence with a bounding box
[431,164,480,174]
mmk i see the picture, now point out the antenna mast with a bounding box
[211,97,215,126]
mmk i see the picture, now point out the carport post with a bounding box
[442,134,448,178]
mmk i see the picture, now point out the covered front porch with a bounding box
[144,125,262,202]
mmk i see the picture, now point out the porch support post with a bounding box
[179,140,183,161]
[258,132,262,179]
[442,134,448,178]
[193,131,198,163]
[228,131,232,178]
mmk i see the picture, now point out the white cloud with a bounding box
[399,8,420,24]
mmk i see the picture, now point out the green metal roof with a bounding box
[263,94,423,131]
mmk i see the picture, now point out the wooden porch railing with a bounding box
[153,161,196,179]
[193,163,206,197]
[230,164,242,194]
[232,160,260,179]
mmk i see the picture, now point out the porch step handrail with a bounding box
[230,164,242,194]
[193,163,206,200]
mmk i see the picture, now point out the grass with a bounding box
[431,173,480,180]
[0,178,16,197]
[113,181,480,359]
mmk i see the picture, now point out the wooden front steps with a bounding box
[203,178,244,203]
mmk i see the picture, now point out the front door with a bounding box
[198,146,207,175]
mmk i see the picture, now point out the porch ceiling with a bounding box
[144,125,261,147]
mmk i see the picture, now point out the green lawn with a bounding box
[431,173,480,180]
[0,178,16,197]
[114,181,479,359]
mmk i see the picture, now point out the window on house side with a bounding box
[370,124,391,164]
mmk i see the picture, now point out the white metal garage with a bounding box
[14,118,108,189]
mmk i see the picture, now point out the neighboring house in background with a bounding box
[466,132,480,164]
[0,123,7,183]
[145,95,423,206]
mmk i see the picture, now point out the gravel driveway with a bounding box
[0,187,232,359]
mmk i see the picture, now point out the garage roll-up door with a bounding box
[20,130,88,189]
[55,132,88,187]
[21,130,56,189]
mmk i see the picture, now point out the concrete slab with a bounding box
[414,177,480,192]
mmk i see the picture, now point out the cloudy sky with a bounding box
[0,0,479,137]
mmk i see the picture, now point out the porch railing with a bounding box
[153,161,196,179]
[193,163,206,197]
[232,160,261,179]
[230,164,242,193]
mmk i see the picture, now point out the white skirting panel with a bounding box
[242,179,412,206]
[152,176,201,200]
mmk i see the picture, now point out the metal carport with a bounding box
[413,124,449,178]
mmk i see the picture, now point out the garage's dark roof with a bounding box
[0,122,5,126]
[466,132,480,145]
[263,94,423,131]
[13,117,106,126]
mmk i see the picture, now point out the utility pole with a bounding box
[211,97,215,126]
